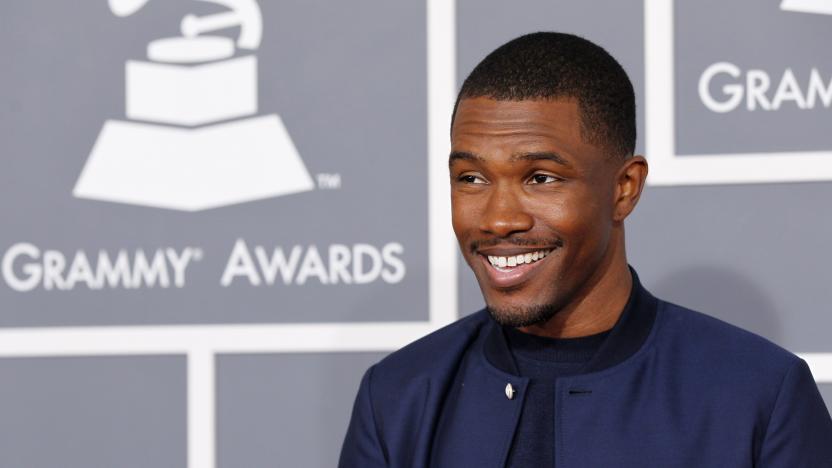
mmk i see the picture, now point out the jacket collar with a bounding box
[482,267,659,376]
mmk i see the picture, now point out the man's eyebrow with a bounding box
[509,151,571,166]
[448,151,485,166]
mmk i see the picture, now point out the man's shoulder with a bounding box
[370,310,490,384]
[656,300,801,377]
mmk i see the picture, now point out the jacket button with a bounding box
[505,383,516,400]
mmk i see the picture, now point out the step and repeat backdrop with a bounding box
[1,0,830,467]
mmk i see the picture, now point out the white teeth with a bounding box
[486,249,552,269]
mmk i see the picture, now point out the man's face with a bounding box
[450,97,621,327]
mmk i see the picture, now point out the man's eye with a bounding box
[529,174,559,184]
[459,174,486,184]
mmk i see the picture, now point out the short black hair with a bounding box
[453,32,636,158]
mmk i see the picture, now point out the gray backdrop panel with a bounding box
[675,0,832,155]
[216,352,386,468]
[0,355,186,468]
[822,385,832,414]
[0,0,429,327]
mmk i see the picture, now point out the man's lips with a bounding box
[476,247,554,289]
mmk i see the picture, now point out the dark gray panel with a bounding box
[216,352,386,468]
[0,355,186,468]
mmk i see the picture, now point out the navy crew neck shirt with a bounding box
[504,326,611,468]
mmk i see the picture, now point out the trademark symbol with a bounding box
[193,248,204,261]
[316,173,342,190]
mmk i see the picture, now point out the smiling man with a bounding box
[339,32,832,467]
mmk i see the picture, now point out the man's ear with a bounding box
[612,155,648,222]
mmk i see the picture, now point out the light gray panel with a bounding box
[0,0,428,326]
[0,355,186,468]
[216,352,386,468]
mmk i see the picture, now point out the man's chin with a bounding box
[486,302,558,328]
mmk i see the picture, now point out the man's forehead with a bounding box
[449,96,616,171]
[451,97,583,140]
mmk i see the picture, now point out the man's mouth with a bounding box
[485,249,552,269]
[478,248,554,289]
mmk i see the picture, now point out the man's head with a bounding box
[450,32,647,330]
[452,32,636,159]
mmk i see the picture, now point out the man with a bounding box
[339,32,832,467]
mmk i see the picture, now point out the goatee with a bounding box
[486,302,560,328]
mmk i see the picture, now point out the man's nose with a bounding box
[478,186,534,237]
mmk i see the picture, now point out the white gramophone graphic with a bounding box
[780,0,832,14]
[74,0,315,211]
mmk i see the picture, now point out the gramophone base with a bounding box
[74,114,315,211]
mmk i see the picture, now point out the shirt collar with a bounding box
[481,267,659,376]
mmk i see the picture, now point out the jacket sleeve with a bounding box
[338,365,388,468]
[758,358,832,467]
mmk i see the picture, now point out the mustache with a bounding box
[469,236,564,252]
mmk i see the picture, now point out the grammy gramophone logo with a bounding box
[74,0,314,211]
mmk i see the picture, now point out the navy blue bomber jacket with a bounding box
[339,272,832,467]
